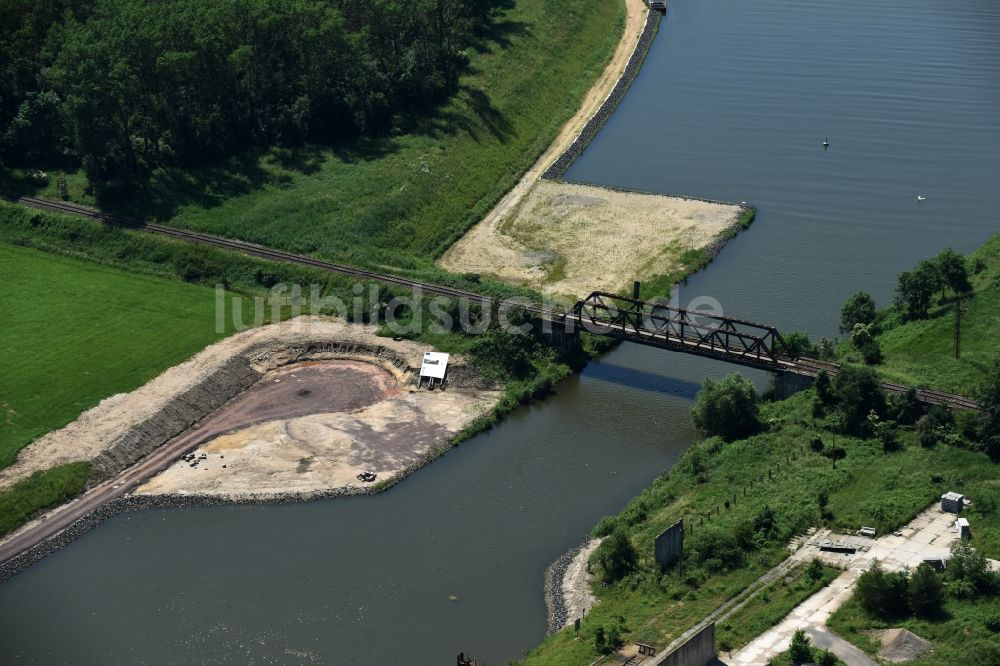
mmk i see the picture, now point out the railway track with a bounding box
[4,191,980,411]
[794,357,980,411]
[3,191,506,306]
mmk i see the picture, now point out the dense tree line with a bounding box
[0,0,501,188]
[895,248,972,320]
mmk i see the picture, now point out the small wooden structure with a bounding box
[649,0,666,11]
[637,642,656,656]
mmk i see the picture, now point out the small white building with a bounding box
[956,517,970,539]
[419,351,450,388]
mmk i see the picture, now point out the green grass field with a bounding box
[0,242,246,465]
[2,0,624,275]
[829,593,1000,665]
[716,563,840,652]
[841,231,1000,394]
[0,462,92,535]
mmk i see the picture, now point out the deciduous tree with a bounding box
[692,374,760,441]
[832,365,886,435]
[840,292,876,333]
[909,562,944,618]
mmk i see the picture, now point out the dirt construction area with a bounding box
[0,317,500,498]
[438,180,741,299]
[136,359,500,498]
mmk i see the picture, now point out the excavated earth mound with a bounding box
[876,628,931,663]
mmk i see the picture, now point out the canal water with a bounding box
[1,0,998,662]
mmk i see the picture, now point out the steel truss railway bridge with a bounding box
[6,192,979,411]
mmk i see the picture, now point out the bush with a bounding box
[789,628,812,664]
[874,419,902,453]
[917,405,955,447]
[594,529,638,583]
[807,557,825,582]
[840,292,877,333]
[468,326,536,381]
[955,409,985,443]
[850,324,882,365]
[692,374,761,441]
[890,388,924,426]
[778,331,816,359]
[687,527,744,573]
[909,562,944,618]
[971,492,997,517]
[832,365,886,435]
[856,560,910,618]
[592,515,618,538]
[753,504,779,540]
[985,613,1000,633]
[593,618,626,654]
[823,445,847,465]
[815,371,836,406]
[593,625,609,654]
[816,649,838,666]
[944,541,998,597]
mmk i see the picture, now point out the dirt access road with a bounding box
[439,0,648,264]
[0,411,235,568]
[0,360,401,569]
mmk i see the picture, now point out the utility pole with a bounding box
[954,297,967,359]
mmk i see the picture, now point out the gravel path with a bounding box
[544,537,601,633]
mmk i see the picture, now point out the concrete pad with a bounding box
[728,505,963,666]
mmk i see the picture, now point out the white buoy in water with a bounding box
[916,195,926,202]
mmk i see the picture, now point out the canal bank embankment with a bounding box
[0,317,505,581]
[545,537,601,633]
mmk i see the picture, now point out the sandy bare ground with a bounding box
[437,0,648,281]
[136,361,500,498]
[562,538,601,626]
[439,181,740,299]
[0,317,434,490]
